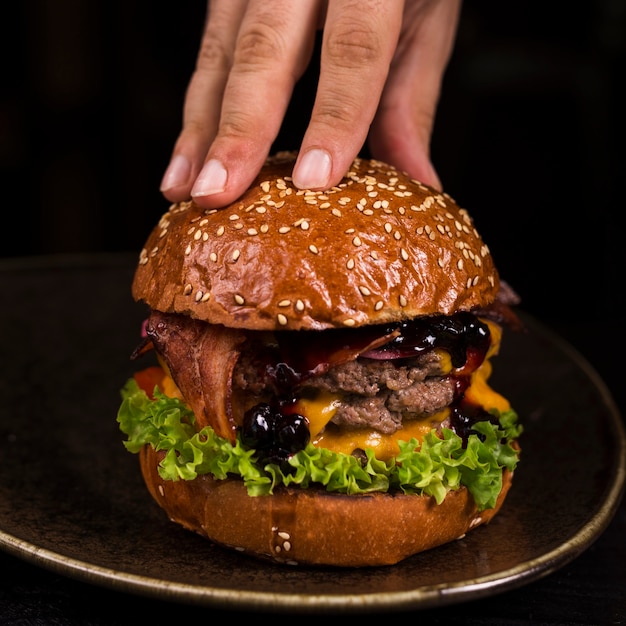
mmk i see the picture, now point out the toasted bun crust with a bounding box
[139,446,513,567]
[133,153,500,331]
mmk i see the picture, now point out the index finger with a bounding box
[191,0,321,208]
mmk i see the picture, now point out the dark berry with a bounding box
[241,403,274,449]
[240,402,310,466]
[275,413,310,454]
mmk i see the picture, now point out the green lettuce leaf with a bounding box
[117,378,522,510]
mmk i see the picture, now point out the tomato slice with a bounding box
[133,366,166,399]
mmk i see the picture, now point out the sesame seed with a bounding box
[346,258,355,270]
[277,313,288,326]
[247,228,258,236]
[195,290,204,302]
[184,244,192,255]
[375,300,384,311]
[295,299,305,312]
[279,226,290,234]
[309,244,319,254]
[343,318,356,327]
[229,214,239,221]
[183,284,192,295]
[277,531,291,540]
[401,248,409,261]
[232,250,241,261]
[200,292,210,302]
[234,294,245,305]
[457,259,464,271]
[399,295,408,307]
[210,252,217,262]
[278,299,291,307]
[359,286,371,296]
[352,236,362,247]
[216,226,225,236]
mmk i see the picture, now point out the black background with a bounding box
[1,1,625,621]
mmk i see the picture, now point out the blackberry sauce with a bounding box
[239,312,496,464]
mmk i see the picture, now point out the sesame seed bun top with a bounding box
[132,152,500,331]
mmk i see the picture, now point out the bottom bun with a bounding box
[139,446,513,567]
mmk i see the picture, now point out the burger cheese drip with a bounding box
[236,311,508,466]
[140,309,509,470]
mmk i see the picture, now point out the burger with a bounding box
[117,152,523,567]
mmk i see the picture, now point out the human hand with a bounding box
[160,0,462,209]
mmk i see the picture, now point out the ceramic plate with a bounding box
[0,256,624,613]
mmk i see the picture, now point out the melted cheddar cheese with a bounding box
[291,318,509,459]
[147,318,508,460]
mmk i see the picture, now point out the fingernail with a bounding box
[292,149,332,190]
[160,154,191,192]
[191,159,228,197]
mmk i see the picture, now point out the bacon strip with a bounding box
[275,327,400,382]
[145,311,245,443]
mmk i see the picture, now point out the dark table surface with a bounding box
[1,253,624,624]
